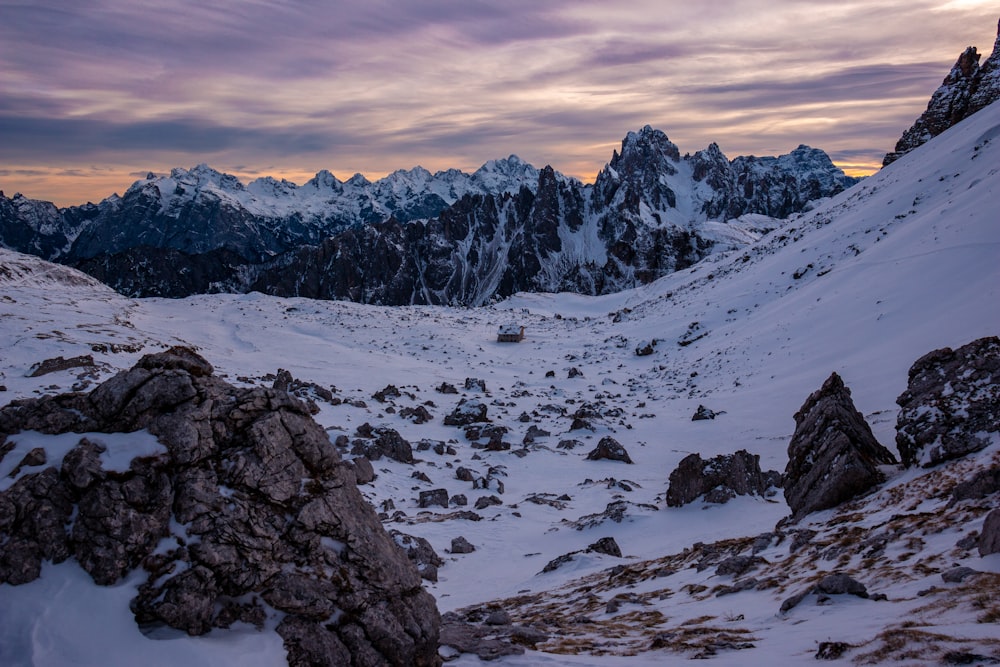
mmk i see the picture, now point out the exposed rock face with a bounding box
[884,21,1000,165]
[0,347,440,666]
[896,336,1000,468]
[784,373,897,520]
[666,450,779,507]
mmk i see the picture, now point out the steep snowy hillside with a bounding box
[1,104,998,665]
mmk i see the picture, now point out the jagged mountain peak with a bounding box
[617,125,682,165]
[345,172,371,187]
[304,169,342,191]
[884,16,1000,165]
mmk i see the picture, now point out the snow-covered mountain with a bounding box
[0,133,855,304]
[1,78,998,665]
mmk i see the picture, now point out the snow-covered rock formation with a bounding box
[883,18,1000,165]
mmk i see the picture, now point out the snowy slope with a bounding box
[0,103,998,665]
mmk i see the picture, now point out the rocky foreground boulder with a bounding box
[896,336,1000,468]
[666,450,781,507]
[784,373,897,520]
[0,347,440,667]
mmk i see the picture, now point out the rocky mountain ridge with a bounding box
[883,18,1000,165]
[1,129,856,305]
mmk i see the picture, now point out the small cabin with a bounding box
[497,325,525,343]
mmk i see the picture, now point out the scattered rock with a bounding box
[816,573,868,597]
[784,373,897,520]
[451,536,476,554]
[439,611,525,661]
[557,439,582,450]
[350,425,414,464]
[941,566,980,583]
[585,436,633,464]
[951,467,1000,503]
[436,382,458,394]
[418,488,449,509]
[816,642,852,660]
[587,537,622,558]
[271,369,335,404]
[567,367,583,378]
[399,405,432,424]
[372,384,401,403]
[444,398,489,426]
[780,573,869,615]
[666,450,778,507]
[350,456,376,485]
[27,354,96,377]
[691,404,718,421]
[635,342,655,357]
[979,509,1000,557]
[522,425,550,445]
[715,555,762,577]
[464,378,487,392]
[896,336,1000,467]
[474,495,503,510]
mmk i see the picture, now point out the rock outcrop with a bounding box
[884,19,1000,165]
[896,336,1000,468]
[666,450,780,507]
[0,347,440,666]
[784,373,897,520]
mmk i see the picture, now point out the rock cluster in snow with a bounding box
[665,450,781,507]
[883,18,1000,165]
[896,336,1000,468]
[0,347,440,666]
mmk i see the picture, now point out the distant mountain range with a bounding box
[0,133,857,305]
[3,19,998,306]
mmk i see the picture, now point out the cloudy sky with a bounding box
[1,1,998,206]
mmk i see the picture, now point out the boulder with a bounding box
[450,536,476,554]
[896,337,1000,467]
[419,488,449,509]
[585,436,633,464]
[691,404,717,421]
[980,509,1000,557]
[0,347,440,666]
[666,450,778,507]
[464,378,487,392]
[587,537,622,558]
[350,425,414,464]
[784,373,897,520]
[444,398,488,426]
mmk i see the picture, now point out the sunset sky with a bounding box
[1,1,998,207]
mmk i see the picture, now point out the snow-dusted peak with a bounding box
[470,155,541,194]
[305,169,342,191]
[619,125,682,164]
[345,173,371,187]
[246,176,300,199]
